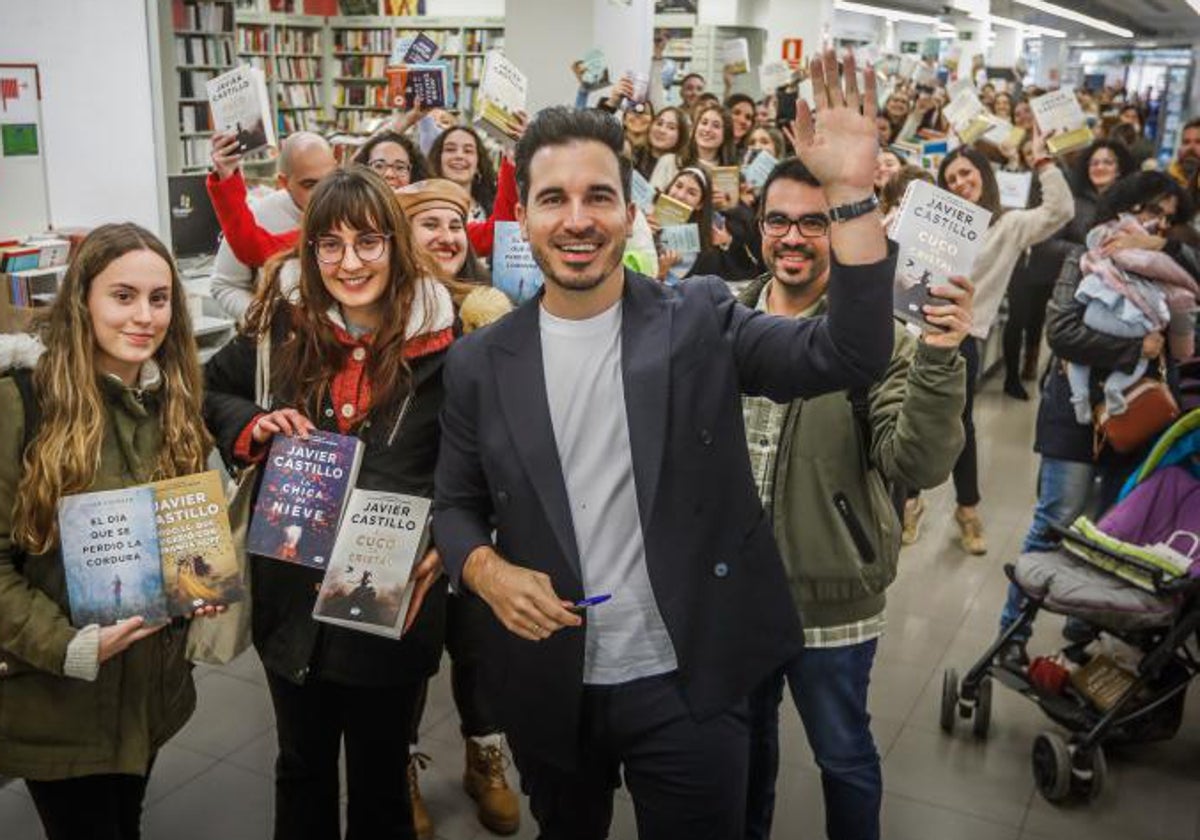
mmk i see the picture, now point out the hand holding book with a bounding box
[920,276,975,349]
[401,548,444,635]
[98,617,167,665]
[211,131,244,182]
[252,408,316,445]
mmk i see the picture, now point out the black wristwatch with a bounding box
[827,193,879,223]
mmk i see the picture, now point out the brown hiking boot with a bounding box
[408,752,434,840]
[463,738,520,835]
[955,506,987,555]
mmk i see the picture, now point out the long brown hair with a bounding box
[13,223,210,553]
[681,103,738,168]
[270,167,434,422]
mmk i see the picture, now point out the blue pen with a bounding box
[571,594,612,612]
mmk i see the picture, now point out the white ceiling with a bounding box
[880,0,1200,40]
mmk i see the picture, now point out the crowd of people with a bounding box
[1,29,1199,840]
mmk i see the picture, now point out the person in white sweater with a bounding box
[907,129,1074,555]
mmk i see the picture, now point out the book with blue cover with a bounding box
[492,221,544,305]
[58,487,168,627]
[246,431,364,569]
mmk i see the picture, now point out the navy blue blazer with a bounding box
[434,257,895,769]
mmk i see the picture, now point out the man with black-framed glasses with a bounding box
[741,156,973,840]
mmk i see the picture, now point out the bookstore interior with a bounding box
[4,0,1200,839]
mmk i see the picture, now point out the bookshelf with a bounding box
[162,0,239,174]
[236,12,328,138]
[328,16,504,135]
[653,15,764,103]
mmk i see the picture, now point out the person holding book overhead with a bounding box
[903,131,1073,556]
[433,49,896,840]
[0,223,222,840]
[208,131,337,323]
[202,168,461,840]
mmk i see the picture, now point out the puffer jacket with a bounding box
[739,277,967,627]
[0,346,196,781]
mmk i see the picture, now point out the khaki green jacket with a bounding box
[740,277,967,628]
[0,371,196,780]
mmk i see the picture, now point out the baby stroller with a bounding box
[939,409,1200,805]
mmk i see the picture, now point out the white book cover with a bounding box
[758,61,793,93]
[313,490,432,639]
[943,89,985,134]
[996,170,1033,209]
[888,180,992,330]
[722,38,749,74]
[743,149,778,189]
[631,169,656,213]
[473,50,528,147]
[1030,87,1092,154]
[206,65,276,155]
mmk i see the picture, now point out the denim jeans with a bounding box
[998,456,1096,641]
[745,639,881,840]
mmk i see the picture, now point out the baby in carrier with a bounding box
[1066,214,1198,425]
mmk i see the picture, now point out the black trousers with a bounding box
[266,671,422,840]
[1002,280,1053,383]
[26,768,152,840]
[511,672,750,840]
[952,337,981,507]
[411,590,501,742]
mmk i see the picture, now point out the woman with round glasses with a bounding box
[204,166,457,840]
[352,130,430,190]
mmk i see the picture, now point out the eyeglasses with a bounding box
[368,160,412,176]
[310,233,390,265]
[760,213,830,239]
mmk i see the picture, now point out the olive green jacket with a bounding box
[0,368,196,780]
[739,276,967,627]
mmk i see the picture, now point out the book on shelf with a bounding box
[174,0,234,33]
[385,63,453,110]
[312,490,432,639]
[152,470,244,617]
[246,431,364,569]
[474,51,528,147]
[1030,87,1093,156]
[206,65,276,154]
[58,486,169,628]
[0,246,41,273]
[722,38,749,75]
[492,221,544,305]
[888,179,991,332]
[653,192,693,227]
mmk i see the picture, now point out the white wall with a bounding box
[0,0,162,235]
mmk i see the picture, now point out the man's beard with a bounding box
[530,237,624,293]
[769,242,827,289]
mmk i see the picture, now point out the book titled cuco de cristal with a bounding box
[888,180,991,332]
[246,431,364,569]
[58,486,168,627]
[152,470,244,616]
[474,50,527,147]
[206,65,276,155]
[313,490,433,639]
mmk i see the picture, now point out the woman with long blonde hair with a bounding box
[0,222,215,839]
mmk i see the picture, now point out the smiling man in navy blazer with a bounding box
[434,50,894,840]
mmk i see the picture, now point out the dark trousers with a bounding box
[510,672,749,840]
[1002,281,1053,384]
[410,590,501,742]
[746,641,881,840]
[953,337,981,507]
[26,768,152,840]
[266,671,422,840]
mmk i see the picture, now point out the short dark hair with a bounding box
[352,130,430,183]
[1184,117,1200,134]
[724,92,755,113]
[1094,170,1193,227]
[758,157,821,218]
[514,106,632,204]
[1072,140,1135,196]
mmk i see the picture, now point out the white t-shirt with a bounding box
[539,301,678,685]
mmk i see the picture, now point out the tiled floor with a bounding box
[3,374,1199,839]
